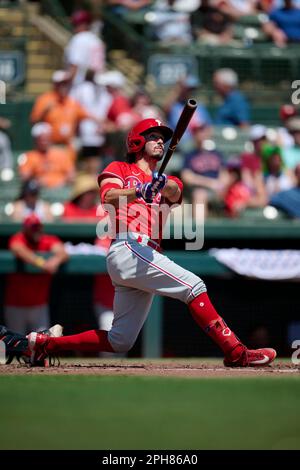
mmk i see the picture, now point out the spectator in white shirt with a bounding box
[0,117,13,172]
[64,10,106,89]
[70,71,113,149]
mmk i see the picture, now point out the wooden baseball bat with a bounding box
[158,99,197,175]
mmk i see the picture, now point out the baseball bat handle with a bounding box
[159,99,197,175]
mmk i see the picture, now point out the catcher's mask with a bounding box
[126,118,173,161]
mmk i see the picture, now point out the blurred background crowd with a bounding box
[1,0,300,223]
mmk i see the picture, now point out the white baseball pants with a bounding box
[105,235,206,353]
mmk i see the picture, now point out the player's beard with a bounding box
[152,146,164,160]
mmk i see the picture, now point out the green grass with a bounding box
[0,375,300,450]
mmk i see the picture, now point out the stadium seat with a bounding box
[40,186,71,203]
[213,126,249,159]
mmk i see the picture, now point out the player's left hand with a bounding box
[136,173,168,203]
[151,172,168,192]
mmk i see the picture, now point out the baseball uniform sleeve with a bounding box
[8,232,26,249]
[97,161,126,187]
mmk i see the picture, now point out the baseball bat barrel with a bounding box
[158,99,197,175]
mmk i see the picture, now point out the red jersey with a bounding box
[241,152,262,174]
[63,202,98,220]
[98,161,183,243]
[5,232,61,307]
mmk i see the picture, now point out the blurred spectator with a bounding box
[77,146,104,177]
[0,117,13,171]
[282,117,300,171]
[270,0,300,7]
[258,0,275,12]
[240,125,268,207]
[270,163,300,217]
[18,123,75,189]
[97,71,135,132]
[62,173,100,221]
[262,0,300,47]
[181,122,227,216]
[70,71,112,151]
[216,0,258,17]
[130,88,166,122]
[4,214,68,335]
[98,86,165,136]
[65,10,106,88]
[146,0,194,45]
[223,158,252,217]
[107,0,152,15]
[277,104,297,148]
[10,179,54,222]
[191,0,234,45]
[262,144,294,197]
[164,78,212,150]
[213,68,250,127]
[30,70,92,148]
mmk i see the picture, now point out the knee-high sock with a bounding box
[45,330,115,353]
[189,292,243,356]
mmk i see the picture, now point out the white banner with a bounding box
[210,249,300,280]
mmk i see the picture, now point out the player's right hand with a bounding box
[151,172,168,192]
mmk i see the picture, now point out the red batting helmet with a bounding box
[126,118,173,154]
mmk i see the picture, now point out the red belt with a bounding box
[112,235,162,253]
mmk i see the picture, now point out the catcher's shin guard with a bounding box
[0,325,30,365]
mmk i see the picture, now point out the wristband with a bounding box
[35,256,46,268]
[135,183,142,198]
[100,182,122,204]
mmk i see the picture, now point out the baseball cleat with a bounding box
[224,347,277,367]
[40,324,63,338]
[27,324,63,367]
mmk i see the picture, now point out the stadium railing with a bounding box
[0,219,299,240]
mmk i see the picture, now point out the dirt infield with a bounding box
[0,359,299,377]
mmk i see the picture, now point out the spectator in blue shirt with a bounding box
[213,68,250,127]
[282,116,300,173]
[164,77,212,151]
[181,122,227,217]
[262,0,300,47]
[270,163,300,217]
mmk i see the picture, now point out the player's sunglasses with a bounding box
[143,133,164,142]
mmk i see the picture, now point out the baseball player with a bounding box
[1,118,276,367]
